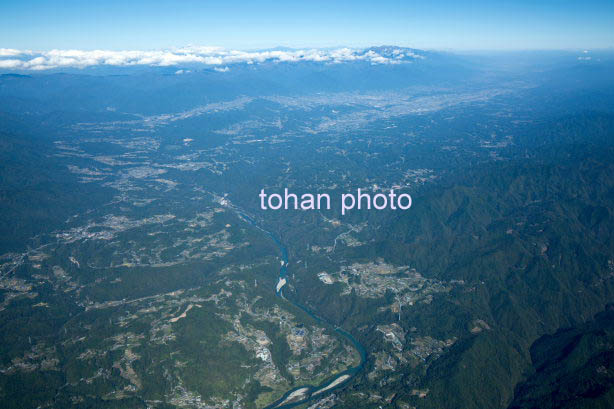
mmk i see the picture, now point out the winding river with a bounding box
[231,207,367,409]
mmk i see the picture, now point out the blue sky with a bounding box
[1,0,612,50]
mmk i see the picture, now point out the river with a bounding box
[230,206,367,409]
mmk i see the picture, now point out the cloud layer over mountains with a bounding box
[0,46,424,71]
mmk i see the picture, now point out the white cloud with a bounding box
[0,48,28,57]
[0,59,22,68]
[0,46,424,71]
